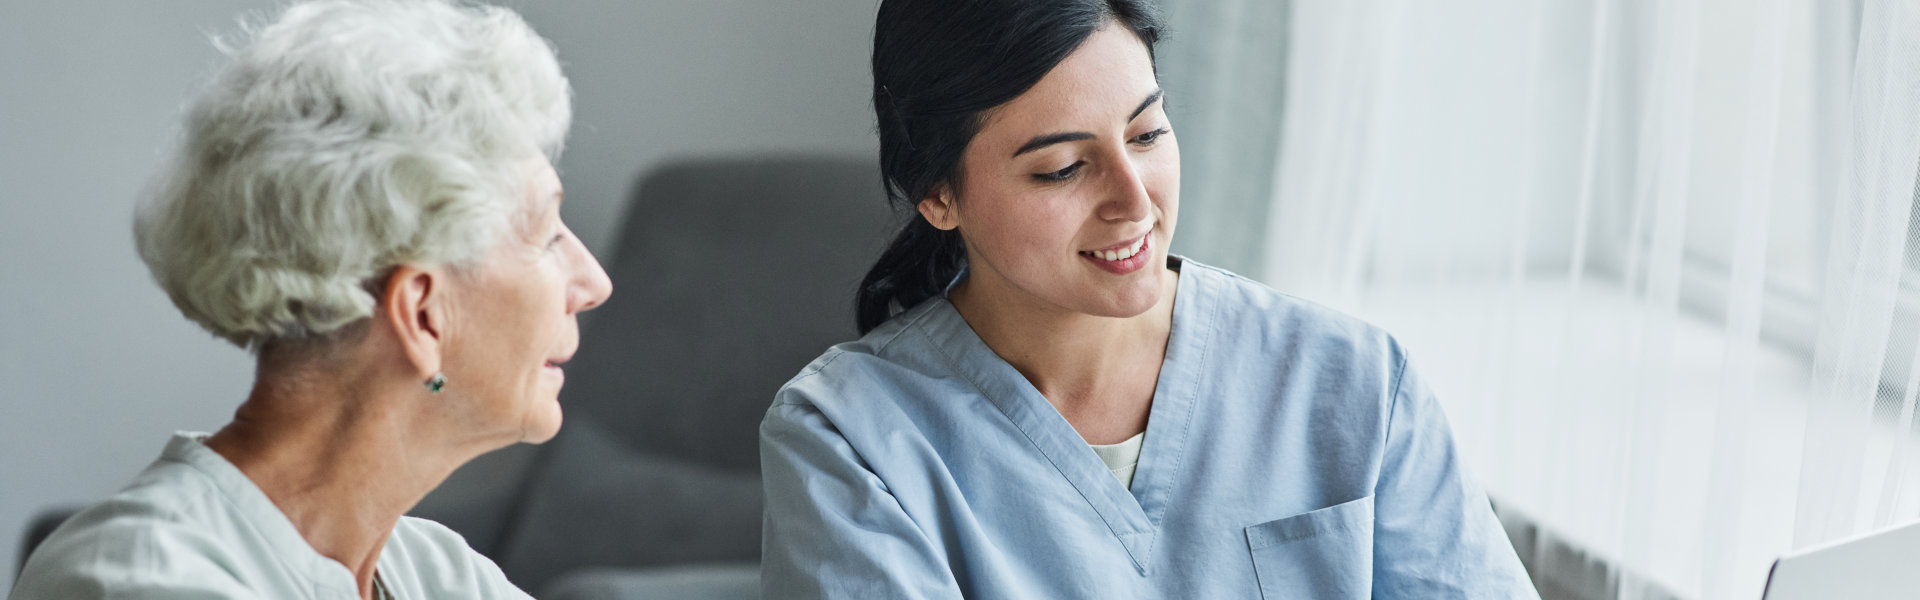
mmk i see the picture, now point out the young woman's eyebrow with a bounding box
[1010,88,1166,158]
[1128,89,1164,122]
[1013,132,1095,157]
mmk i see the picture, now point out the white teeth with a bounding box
[1086,235,1148,262]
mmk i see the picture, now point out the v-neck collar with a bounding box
[916,256,1221,574]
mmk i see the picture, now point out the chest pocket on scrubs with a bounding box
[1244,495,1374,599]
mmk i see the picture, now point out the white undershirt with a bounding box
[1088,432,1146,489]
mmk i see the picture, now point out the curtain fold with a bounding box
[1797,0,1920,548]
[1696,0,1789,593]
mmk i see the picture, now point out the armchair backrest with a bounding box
[562,154,896,470]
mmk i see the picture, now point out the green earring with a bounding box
[425,372,447,393]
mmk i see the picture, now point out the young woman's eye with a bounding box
[1131,128,1170,146]
[1033,161,1083,182]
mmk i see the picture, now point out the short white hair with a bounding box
[136,0,571,351]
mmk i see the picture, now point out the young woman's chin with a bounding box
[1065,229,1173,318]
[1074,266,1166,318]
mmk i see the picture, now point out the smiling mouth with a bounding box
[1079,234,1149,262]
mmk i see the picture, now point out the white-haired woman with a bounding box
[11,1,611,598]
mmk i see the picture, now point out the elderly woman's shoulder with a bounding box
[13,474,255,598]
[14,449,526,599]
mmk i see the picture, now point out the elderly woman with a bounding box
[11,1,610,598]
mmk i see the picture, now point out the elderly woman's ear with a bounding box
[381,264,446,386]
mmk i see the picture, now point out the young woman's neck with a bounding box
[950,263,1179,443]
[205,355,491,600]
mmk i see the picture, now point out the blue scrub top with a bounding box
[760,258,1536,599]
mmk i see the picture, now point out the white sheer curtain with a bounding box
[1247,0,1920,597]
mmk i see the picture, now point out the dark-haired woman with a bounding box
[758,0,1536,597]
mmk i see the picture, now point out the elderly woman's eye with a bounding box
[549,232,566,247]
[1032,161,1083,183]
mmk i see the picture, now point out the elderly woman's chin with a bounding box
[521,395,565,444]
[503,371,569,444]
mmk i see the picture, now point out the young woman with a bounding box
[758,0,1536,597]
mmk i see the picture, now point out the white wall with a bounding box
[0,0,879,589]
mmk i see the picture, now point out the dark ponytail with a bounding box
[855,218,966,334]
[855,0,1164,334]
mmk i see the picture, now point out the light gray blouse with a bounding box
[13,432,530,599]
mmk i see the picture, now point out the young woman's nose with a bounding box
[1096,155,1153,223]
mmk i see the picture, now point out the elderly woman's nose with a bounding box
[572,250,613,312]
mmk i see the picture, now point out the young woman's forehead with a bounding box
[978,24,1161,140]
